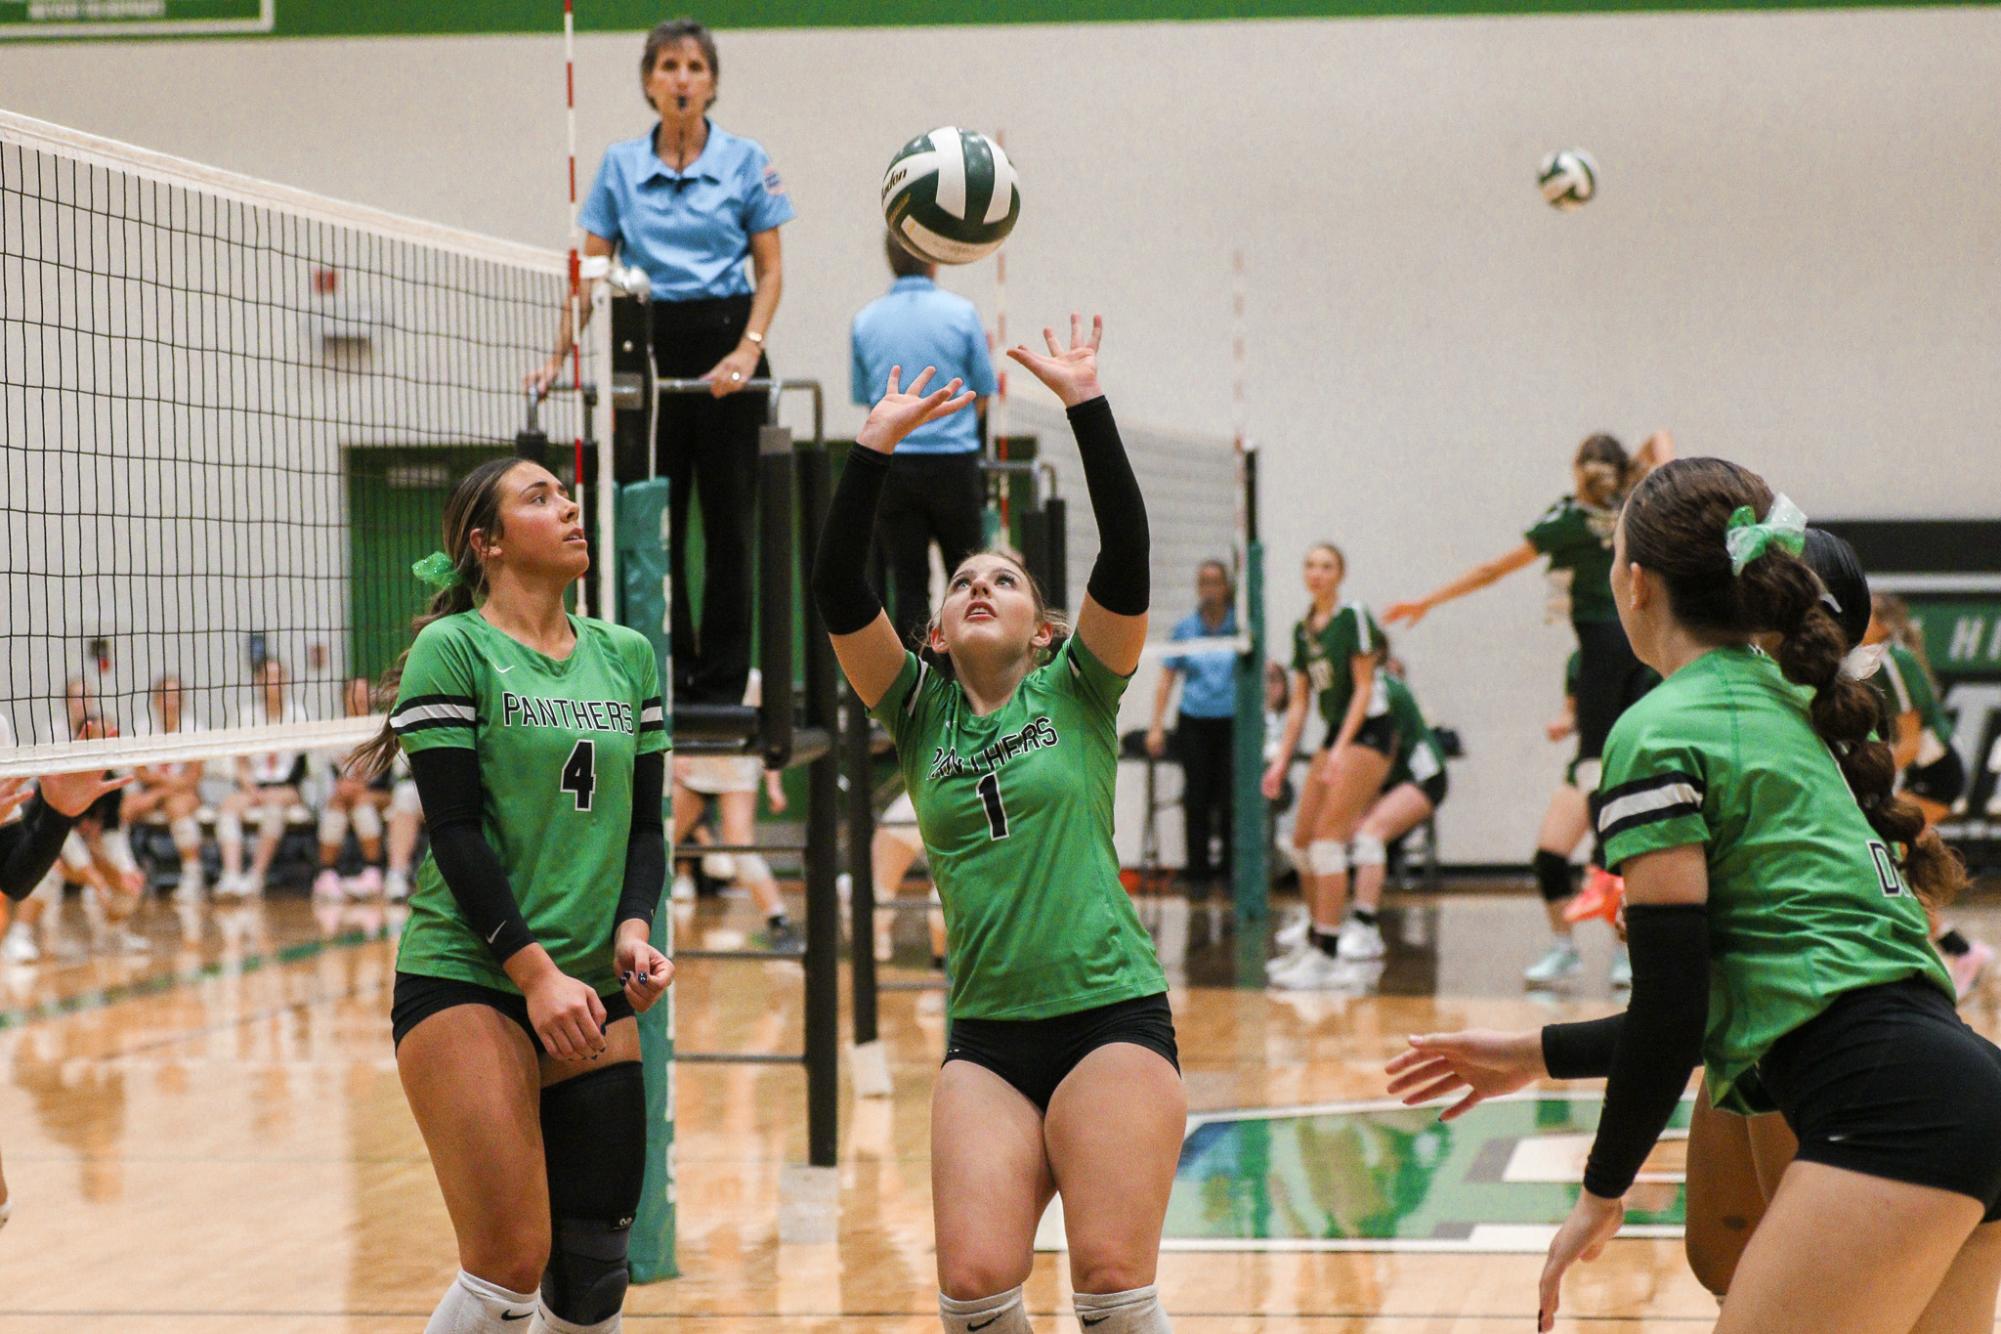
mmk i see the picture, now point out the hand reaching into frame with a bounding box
[854,365,976,456]
[1007,313,1104,409]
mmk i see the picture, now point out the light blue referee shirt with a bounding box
[579,121,795,302]
[1162,608,1239,720]
[850,275,997,456]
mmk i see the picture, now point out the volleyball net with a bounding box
[0,111,606,776]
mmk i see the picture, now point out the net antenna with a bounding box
[0,111,604,777]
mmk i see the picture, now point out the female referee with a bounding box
[350,456,672,1334]
[813,317,1180,1334]
[1387,431,1672,985]
[530,17,793,708]
[1260,542,1392,989]
[1392,464,2001,1332]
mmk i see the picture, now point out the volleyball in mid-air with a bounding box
[881,127,1021,265]
[1538,148,1598,211]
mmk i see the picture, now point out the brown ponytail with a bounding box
[1622,458,1966,908]
[1574,433,1631,510]
[346,456,524,779]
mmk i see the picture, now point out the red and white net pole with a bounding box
[564,0,588,613]
[991,128,1010,528]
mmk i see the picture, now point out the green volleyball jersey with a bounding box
[1873,642,1955,762]
[1595,646,1952,1114]
[390,611,667,996]
[1382,674,1445,791]
[872,636,1167,1021]
[1289,601,1386,732]
[1525,495,1618,625]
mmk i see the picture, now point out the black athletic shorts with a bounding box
[391,972,635,1057]
[1757,977,2001,1220]
[1324,711,1397,758]
[1572,618,1656,763]
[944,992,1179,1113]
[1905,747,1967,806]
[1414,769,1449,808]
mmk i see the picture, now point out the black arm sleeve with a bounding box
[616,750,667,933]
[812,445,892,636]
[1582,904,1711,1198]
[405,746,538,966]
[1543,1014,1625,1080]
[1069,396,1150,616]
[1,797,76,902]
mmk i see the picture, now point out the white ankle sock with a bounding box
[1074,1284,1170,1332]
[939,1285,1030,1333]
[424,1269,539,1333]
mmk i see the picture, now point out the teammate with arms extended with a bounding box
[1392,461,2001,1332]
[814,316,1180,1334]
[350,457,672,1334]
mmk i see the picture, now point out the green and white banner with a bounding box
[0,0,269,39]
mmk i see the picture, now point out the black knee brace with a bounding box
[540,1061,647,1326]
[1533,849,1578,903]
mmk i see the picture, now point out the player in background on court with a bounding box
[1390,464,2001,1332]
[124,675,210,902]
[671,670,799,952]
[1388,431,1673,986]
[1261,543,1393,990]
[1147,560,1240,903]
[0,714,132,1230]
[1864,594,1993,998]
[814,316,1182,1334]
[349,456,672,1334]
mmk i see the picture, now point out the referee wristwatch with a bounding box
[743,329,766,348]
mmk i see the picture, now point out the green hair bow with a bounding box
[412,550,463,591]
[1724,494,1807,576]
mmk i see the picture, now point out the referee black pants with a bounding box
[1176,713,1234,888]
[652,295,770,705]
[875,450,985,649]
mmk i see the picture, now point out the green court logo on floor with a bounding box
[1038,1094,1688,1254]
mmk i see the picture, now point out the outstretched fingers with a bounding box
[906,365,938,397]
[884,364,903,397]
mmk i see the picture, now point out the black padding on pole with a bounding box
[757,424,796,770]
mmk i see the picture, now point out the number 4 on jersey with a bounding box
[563,739,597,812]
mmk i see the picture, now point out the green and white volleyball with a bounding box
[1538,148,1598,211]
[880,127,1021,265]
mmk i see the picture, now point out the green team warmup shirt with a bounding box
[1873,642,1956,767]
[1526,496,1618,625]
[1290,601,1386,734]
[872,636,1167,1021]
[1381,674,1445,792]
[391,611,667,996]
[1595,646,1953,1114]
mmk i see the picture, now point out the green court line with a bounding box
[0,923,391,1032]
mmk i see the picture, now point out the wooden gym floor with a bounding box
[3,883,1998,1331]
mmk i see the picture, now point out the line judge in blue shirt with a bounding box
[849,235,999,647]
[532,18,794,705]
[1147,560,1240,897]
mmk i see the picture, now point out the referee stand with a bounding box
[598,280,846,1276]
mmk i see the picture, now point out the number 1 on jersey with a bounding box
[977,771,1010,840]
[562,739,597,812]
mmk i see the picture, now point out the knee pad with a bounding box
[699,852,737,882]
[217,810,244,846]
[318,805,349,847]
[169,815,201,853]
[60,831,91,870]
[255,802,286,837]
[540,1063,646,1326]
[102,829,138,875]
[734,852,771,887]
[1348,834,1387,868]
[1572,758,1603,792]
[1534,849,1578,903]
[350,801,383,841]
[1308,840,1348,877]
